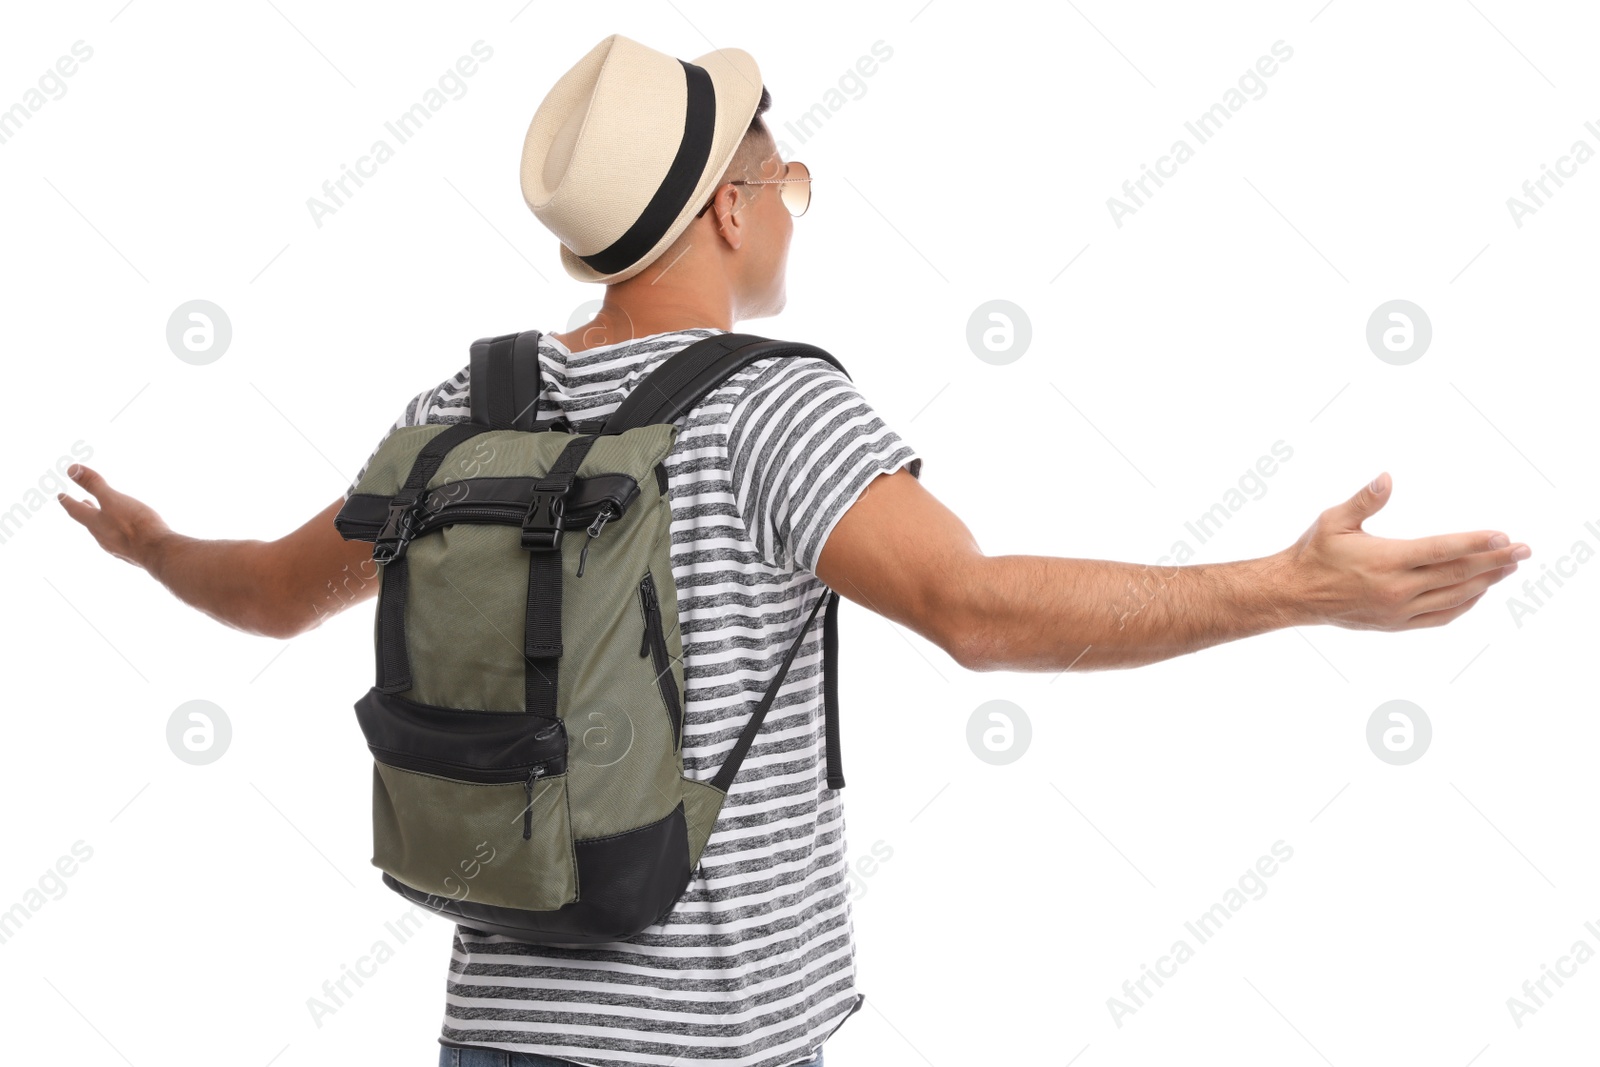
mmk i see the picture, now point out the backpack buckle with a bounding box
[521,491,566,551]
[374,494,427,565]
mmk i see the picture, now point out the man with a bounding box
[57,33,1528,1067]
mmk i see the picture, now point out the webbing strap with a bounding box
[535,433,599,491]
[376,561,411,693]
[521,434,601,718]
[821,590,844,789]
[709,588,832,794]
[375,422,493,693]
[523,549,563,718]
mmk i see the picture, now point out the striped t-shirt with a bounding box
[345,328,923,1067]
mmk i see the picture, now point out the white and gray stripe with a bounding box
[348,328,921,1067]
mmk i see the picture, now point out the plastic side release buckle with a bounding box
[521,490,566,551]
[373,494,428,565]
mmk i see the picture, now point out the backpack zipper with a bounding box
[410,498,622,554]
[638,572,683,748]
[370,746,561,844]
[368,746,563,785]
[418,503,525,525]
[577,503,618,578]
[524,764,549,841]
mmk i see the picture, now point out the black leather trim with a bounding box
[428,474,639,516]
[334,492,394,540]
[335,475,641,541]
[383,800,692,944]
[354,687,567,776]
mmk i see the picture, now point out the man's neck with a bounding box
[551,315,726,354]
[553,273,735,354]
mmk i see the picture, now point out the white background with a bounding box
[2,1,1596,1065]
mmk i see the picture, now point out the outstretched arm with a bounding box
[57,464,378,640]
[814,470,1530,673]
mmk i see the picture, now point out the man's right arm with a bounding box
[57,373,458,638]
[813,469,1530,673]
[58,465,379,640]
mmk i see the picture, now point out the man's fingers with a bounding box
[66,463,116,504]
[1329,472,1391,531]
[1406,564,1513,618]
[58,463,115,526]
[1400,529,1526,570]
[1408,590,1487,629]
[1410,542,1529,592]
[56,490,99,524]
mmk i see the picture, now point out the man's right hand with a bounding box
[57,463,380,640]
[56,463,172,569]
[1272,471,1529,632]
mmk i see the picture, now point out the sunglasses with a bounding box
[696,159,811,219]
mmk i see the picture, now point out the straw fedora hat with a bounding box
[521,34,766,285]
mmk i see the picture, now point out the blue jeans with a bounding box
[439,1046,823,1067]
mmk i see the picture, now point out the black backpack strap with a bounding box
[821,590,844,789]
[470,330,543,430]
[709,586,832,794]
[373,422,496,693]
[612,332,853,794]
[373,326,540,697]
[601,333,851,435]
[521,433,601,721]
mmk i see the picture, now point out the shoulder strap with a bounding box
[709,588,844,793]
[469,330,543,430]
[601,332,850,435]
[605,332,850,793]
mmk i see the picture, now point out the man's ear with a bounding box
[710,186,744,252]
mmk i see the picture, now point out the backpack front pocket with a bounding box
[355,688,579,912]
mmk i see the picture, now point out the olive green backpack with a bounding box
[334,329,849,944]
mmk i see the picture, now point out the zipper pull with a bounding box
[576,505,615,579]
[640,577,656,656]
[523,765,547,841]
